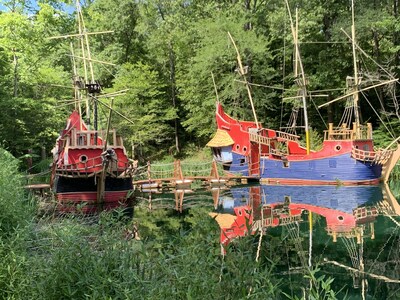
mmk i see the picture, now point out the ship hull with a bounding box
[54,176,133,213]
[227,152,382,185]
[209,103,383,185]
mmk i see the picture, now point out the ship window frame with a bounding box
[283,160,290,168]
[335,145,341,151]
[79,155,88,163]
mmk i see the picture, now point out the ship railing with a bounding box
[351,147,393,164]
[373,148,394,165]
[249,131,272,146]
[269,148,287,157]
[324,123,373,141]
[70,128,124,148]
[324,128,353,140]
[55,155,133,178]
[248,131,292,157]
[353,206,378,221]
[275,131,300,142]
[351,147,376,162]
[251,213,302,230]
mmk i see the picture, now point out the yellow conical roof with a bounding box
[206,129,234,147]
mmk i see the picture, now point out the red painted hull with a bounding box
[51,110,134,213]
[57,190,132,213]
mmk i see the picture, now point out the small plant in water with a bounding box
[283,266,344,300]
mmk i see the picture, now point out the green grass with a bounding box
[0,147,343,299]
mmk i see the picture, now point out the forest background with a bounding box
[1,0,400,168]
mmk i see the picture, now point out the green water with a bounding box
[135,181,400,299]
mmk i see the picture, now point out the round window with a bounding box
[243,146,247,152]
[79,155,88,163]
[337,215,344,221]
[335,145,341,151]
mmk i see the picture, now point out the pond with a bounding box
[135,181,400,299]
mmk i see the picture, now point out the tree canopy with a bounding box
[0,0,399,166]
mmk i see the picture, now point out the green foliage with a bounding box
[284,267,341,300]
[0,148,34,299]
[0,0,399,162]
[0,148,33,237]
[112,61,174,160]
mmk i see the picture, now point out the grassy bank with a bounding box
[1,148,341,299]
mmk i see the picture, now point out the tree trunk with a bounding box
[169,42,180,154]
[13,50,18,98]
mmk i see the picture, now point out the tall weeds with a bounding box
[0,147,339,299]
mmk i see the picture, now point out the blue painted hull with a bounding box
[221,185,383,214]
[227,152,382,184]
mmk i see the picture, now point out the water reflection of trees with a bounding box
[133,182,400,298]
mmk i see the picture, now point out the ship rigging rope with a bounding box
[323,258,400,283]
[341,28,400,114]
[341,236,360,269]
[383,211,400,228]
[361,90,396,140]
[255,206,264,262]
[181,160,214,166]
[367,223,398,275]
[26,170,51,177]
[286,221,307,268]
[359,55,399,134]
[338,99,354,127]
[309,94,328,129]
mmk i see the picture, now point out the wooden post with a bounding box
[212,188,220,209]
[328,123,333,140]
[367,123,372,139]
[173,160,183,180]
[210,160,220,180]
[175,190,184,212]
[147,161,151,181]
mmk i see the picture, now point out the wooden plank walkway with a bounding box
[25,160,257,194]
[133,160,256,191]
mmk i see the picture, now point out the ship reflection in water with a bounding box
[211,183,400,298]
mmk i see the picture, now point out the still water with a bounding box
[136,182,400,299]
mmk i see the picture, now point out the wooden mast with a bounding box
[284,1,310,154]
[97,98,114,204]
[351,0,361,138]
[227,32,260,129]
[75,1,90,122]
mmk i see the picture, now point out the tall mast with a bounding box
[285,1,310,154]
[76,0,101,131]
[76,2,90,124]
[351,0,361,137]
[228,32,260,129]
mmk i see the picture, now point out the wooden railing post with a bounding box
[147,161,151,181]
[210,160,220,180]
[173,160,183,180]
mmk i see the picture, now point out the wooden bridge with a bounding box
[133,160,250,191]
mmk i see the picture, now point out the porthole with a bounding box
[236,144,240,150]
[335,145,342,151]
[243,146,247,152]
[337,215,344,221]
[79,155,88,163]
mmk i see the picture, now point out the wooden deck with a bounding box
[132,160,256,191]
